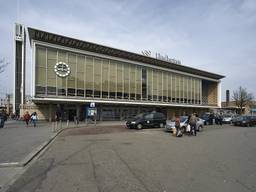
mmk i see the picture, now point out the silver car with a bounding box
[165,116,204,133]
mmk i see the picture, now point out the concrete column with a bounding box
[100,105,103,121]
[217,81,222,108]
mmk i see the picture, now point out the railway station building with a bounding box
[14,24,225,121]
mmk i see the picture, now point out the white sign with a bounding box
[90,102,95,108]
[54,62,71,77]
[155,53,181,65]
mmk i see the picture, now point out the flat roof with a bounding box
[28,27,225,80]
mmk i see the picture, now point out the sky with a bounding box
[0,0,256,101]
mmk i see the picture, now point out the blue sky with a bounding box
[0,0,256,101]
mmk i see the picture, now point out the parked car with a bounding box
[249,116,256,126]
[0,114,5,128]
[126,111,166,129]
[231,115,241,125]
[165,116,204,132]
[222,114,233,124]
[200,113,214,125]
[233,116,256,127]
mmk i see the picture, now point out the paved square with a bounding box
[4,125,256,192]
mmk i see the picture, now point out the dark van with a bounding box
[126,111,166,129]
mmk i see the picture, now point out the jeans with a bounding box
[31,119,37,127]
[190,123,196,135]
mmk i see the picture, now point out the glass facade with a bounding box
[35,45,203,105]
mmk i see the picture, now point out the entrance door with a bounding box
[68,109,76,121]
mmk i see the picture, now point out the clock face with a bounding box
[54,62,71,77]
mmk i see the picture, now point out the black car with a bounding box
[200,113,214,125]
[126,112,166,129]
[233,116,256,127]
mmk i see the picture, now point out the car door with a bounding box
[153,112,165,127]
[144,113,154,128]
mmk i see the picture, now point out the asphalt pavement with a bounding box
[0,120,125,191]
[3,124,256,192]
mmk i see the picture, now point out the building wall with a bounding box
[20,103,56,121]
[207,82,218,105]
[34,44,211,106]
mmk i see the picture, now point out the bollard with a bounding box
[60,120,62,130]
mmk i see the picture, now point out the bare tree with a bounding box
[0,58,9,73]
[233,86,254,114]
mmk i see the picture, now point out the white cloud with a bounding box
[0,0,256,100]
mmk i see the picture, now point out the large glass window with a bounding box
[36,47,46,94]
[180,76,184,103]
[130,65,136,100]
[117,62,123,99]
[57,50,67,96]
[142,68,147,100]
[124,63,129,99]
[109,60,117,99]
[163,72,168,102]
[184,76,188,103]
[136,66,142,100]
[147,68,153,101]
[168,73,172,102]
[94,58,101,98]
[35,45,204,106]
[172,74,176,102]
[76,56,85,97]
[158,71,162,102]
[47,48,57,95]
[153,69,158,101]
[102,59,109,98]
[85,56,93,97]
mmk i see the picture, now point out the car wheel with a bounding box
[181,126,186,133]
[137,124,143,130]
[159,123,164,128]
[198,126,203,132]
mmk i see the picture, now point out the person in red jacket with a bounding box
[23,111,31,127]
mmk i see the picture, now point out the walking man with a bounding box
[189,113,197,136]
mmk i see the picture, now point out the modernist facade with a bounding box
[18,27,225,121]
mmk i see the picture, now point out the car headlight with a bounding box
[131,121,136,124]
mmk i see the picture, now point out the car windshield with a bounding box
[180,116,188,122]
[201,114,209,118]
[133,113,146,120]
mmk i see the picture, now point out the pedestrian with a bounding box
[30,112,38,127]
[175,116,182,137]
[189,113,197,136]
[219,113,223,126]
[23,111,31,127]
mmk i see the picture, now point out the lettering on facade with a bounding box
[141,50,181,65]
[155,53,181,65]
[54,62,71,77]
